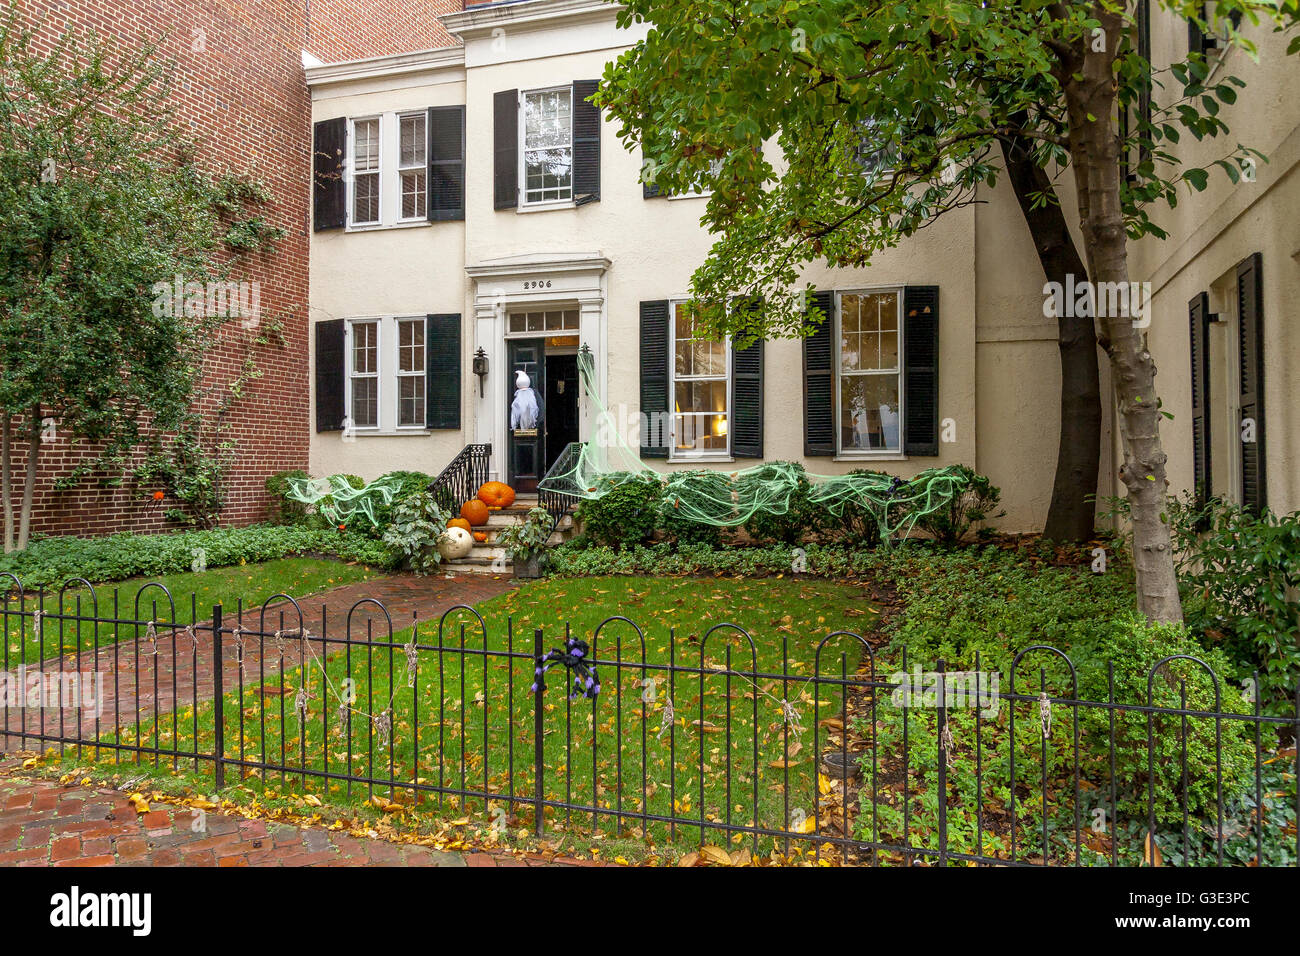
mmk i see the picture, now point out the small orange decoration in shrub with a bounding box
[473,531,487,542]
[477,481,516,509]
[460,499,490,527]
[447,517,472,534]
[152,491,165,500]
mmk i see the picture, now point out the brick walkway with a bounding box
[3,571,516,748]
[0,770,601,866]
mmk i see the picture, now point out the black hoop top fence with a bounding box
[2,576,1297,866]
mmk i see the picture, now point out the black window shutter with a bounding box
[903,286,940,456]
[1237,253,1266,512]
[730,298,764,459]
[643,179,662,199]
[803,291,835,456]
[572,80,601,205]
[493,89,518,210]
[639,300,670,458]
[426,314,461,430]
[315,319,345,431]
[428,106,465,221]
[1188,292,1213,506]
[313,118,346,231]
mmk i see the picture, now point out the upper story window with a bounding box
[670,301,729,458]
[521,87,573,205]
[398,113,427,221]
[837,289,901,454]
[350,118,381,225]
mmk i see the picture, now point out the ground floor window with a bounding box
[396,316,426,427]
[837,289,901,454]
[347,318,380,429]
[670,300,729,458]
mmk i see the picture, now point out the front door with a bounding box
[545,352,579,475]
[507,339,545,493]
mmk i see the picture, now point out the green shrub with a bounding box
[656,470,728,547]
[737,461,822,545]
[369,470,434,531]
[380,492,447,574]
[1169,494,1300,717]
[825,468,890,547]
[265,469,311,524]
[911,464,1005,545]
[574,474,661,548]
[0,525,394,589]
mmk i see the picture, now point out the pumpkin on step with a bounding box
[460,499,490,527]
[477,481,516,509]
[447,517,472,534]
[473,531,487,542]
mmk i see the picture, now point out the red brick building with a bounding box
[7,0,462,539]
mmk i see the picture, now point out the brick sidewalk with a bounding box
[0,771,607,867]
[4,571,516,749]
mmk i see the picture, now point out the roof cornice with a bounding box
[441,0,623,41]
[304,45,465,88]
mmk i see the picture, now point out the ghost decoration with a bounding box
[510,369,540,430]
[437,526,474,560]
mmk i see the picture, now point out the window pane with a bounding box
[839,373,900,451]
[401,169,426,219]
[351,377,377,429]
[351,322,376,373]
[353,119,379,172]
[400,114,425,167]
[354,173,379,224]
[398,319,424,373]
[398,376,425,427]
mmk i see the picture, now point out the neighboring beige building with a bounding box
[304,0,1296,532]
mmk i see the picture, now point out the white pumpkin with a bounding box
[437,526,474,560]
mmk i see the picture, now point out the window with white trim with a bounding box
[350,118,381,225]
[398,113,427,220]
[670,301,729,458]
[396,316,426,427]
[837,290,902,454]
[521,87,573,205]
[347,319,380,429]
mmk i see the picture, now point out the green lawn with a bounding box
[120,576,879,860]
[3,557,380,665]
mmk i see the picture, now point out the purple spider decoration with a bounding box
[530,636,601,701]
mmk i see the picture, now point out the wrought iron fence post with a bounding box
[936,658,949,866]
[533,627,545,838]
[212,604,225,790]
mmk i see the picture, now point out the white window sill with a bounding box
[834,453,907,462]
[516,200,575,214]
[345,220,433,234]
[667,192,710,201]
[341,429,432,438]
[668,455,733,464]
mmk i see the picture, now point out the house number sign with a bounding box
[523,279,552,290]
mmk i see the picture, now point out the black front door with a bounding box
[507,339,545,493]
[545,352,579,474]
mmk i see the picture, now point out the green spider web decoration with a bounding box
[284,474,401,528]
[539,352,969,541]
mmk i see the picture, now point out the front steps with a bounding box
[442,497,576,575]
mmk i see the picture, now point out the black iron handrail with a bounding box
[538,441,583,533]
[428,443,491,513]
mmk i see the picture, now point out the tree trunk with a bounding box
[1060,19,1182,622]
[17,408,40,552]
[999,128,1102,543]
[1,414,13,554]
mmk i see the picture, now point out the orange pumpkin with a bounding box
[460,499,490,527]
[477,481,516,509]
[447,517,472,534]
[473,531,487,542]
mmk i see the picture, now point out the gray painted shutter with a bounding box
[313,118,346,231]
[494,89,518,210]
[572,80,601,205]
[426,314,461,430]
[1237,253,1266,512]
[803,290,835,456]
[730,298,764,459]
[902,285,940,456]
[1188,292,1212,505]
[428,105,465,221]
[639,300,670,458]
[315,319,345,431]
